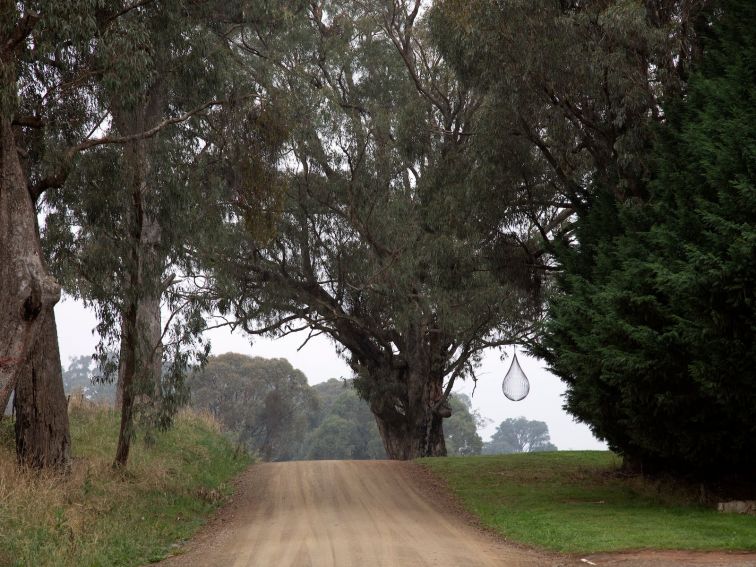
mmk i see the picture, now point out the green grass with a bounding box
[0,403,251,567]
[419,451,756,553]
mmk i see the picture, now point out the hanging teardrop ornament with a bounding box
[502,352,530,401]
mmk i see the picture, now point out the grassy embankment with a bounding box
[420,451,756,553]
[0,401,250,567]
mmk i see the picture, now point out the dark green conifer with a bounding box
[539,0,756,476]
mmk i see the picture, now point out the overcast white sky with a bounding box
[55,295,606,450]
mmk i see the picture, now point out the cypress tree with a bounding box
[539,0,756,476]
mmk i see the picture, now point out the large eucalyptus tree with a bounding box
[209,0,547,458]
[0,1,237,468]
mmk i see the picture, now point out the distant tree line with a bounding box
[61,351,559,460]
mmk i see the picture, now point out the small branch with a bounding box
[240,314,302,336]
[70,99,224,154]
[100,0,156,27]
[297,328,323,351]
[154,298,193,357]
[541,207,575,235]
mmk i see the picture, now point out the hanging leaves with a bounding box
[502,352,530,401]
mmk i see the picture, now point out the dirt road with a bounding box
[160,460,569,567]
[159,460,756,567]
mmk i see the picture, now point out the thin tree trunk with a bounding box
[115,289,161,410]
[14,308,71,468]
[114,299,138,468]
[114,222,162,469]
[112,93,164,467]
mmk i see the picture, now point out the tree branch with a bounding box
[31,99,225,199]
[12,114,44,128]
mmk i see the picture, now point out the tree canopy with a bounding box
[2,0,752,483]
[206,0,545,460]
[305,380,386,460]
[189,353,318,461]
[444,394,484,456]
[483,417,557,455]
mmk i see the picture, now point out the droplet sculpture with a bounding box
[502,353,530,401]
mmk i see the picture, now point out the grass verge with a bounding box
[418,451,756,553]
[0,402,250,567]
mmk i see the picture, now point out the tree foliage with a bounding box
[62,355,116,404]
[430,0,756,476]
[432,0,705,215]
[0,1,118,468]
[537,0,756,476]
[39,0,255,468]
[6,0,749,481]
[305,380,386,460]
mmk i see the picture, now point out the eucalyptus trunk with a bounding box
[114,268,161,468]
[14,308,71,468]
[113,196,163,468]
[0,109,71,469]
[115,237,162,410]
[373,403,447,459]
[0,116,61,419]
[114,296,138,468]
[363,335,451,459]
[112,96,164,468]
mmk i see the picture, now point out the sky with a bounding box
[55,295,606,450]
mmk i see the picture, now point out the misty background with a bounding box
[56,297,605,451]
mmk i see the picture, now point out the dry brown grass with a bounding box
[177,406,223,433]
[0,432,100,565]
[0,404,249,567]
